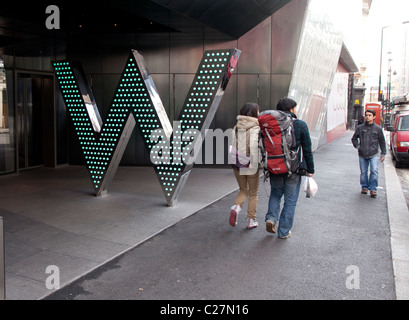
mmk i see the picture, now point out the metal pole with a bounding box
[0,216,4,300]
[379,27,387,127]
[378,27,385,102]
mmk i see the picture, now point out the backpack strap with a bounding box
[263,127,275,148]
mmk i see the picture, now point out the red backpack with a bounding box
[258,110,299,176]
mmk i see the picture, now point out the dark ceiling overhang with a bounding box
[1,0,292,44]
[131,0,292,39]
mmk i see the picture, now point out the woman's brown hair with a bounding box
[239,102,260,118]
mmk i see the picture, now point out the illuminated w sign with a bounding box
[53,49,240,206]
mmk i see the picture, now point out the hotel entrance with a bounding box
[16,73,55,170]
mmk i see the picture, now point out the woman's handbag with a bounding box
[230,145,251,169]
[230,127,251,169]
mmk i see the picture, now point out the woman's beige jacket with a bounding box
[231,115,261,175]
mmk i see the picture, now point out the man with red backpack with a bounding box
[259,98,315,239]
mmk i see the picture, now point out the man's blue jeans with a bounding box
[359,156,379,191]
[265,174,301,238]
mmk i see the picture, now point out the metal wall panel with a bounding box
[271,0,307,74]
[56,90,68,165]
[214,75,238,131]
[237,74,259,111]
[121,129,151,165]
[101,74,121,116]
[270,74,292,110]
[173,73,195,122]
[102,52,130,74]
[259,74,272,109]
[237,18,271,74]
[134,38,171,74]
[68,43,103,74]
[142,48,171,74]
[169,41,204,74]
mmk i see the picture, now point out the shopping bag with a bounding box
[301,176,318,198]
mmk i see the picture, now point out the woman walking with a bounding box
[229,102,261,229]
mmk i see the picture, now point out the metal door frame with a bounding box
[14,70,55,172]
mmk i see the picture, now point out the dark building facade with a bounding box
[0,0,358,176]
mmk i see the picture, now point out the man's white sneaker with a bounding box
[246,218,258,229]
[229,205,241,226]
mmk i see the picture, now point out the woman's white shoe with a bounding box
[229,205,241,226]
[246,218,258,229]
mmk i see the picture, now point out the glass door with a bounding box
[17,73,53,170]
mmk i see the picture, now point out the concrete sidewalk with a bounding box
[1,131,409,300]
[0,164,239,299]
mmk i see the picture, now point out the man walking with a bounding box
[264,98,315,239]
[351,109,387,198]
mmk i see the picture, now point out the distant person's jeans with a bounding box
[265,174,301,237]
[359,156,380,191]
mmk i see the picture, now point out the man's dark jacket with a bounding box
[351,122,387,158]
[291,113,314,174]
